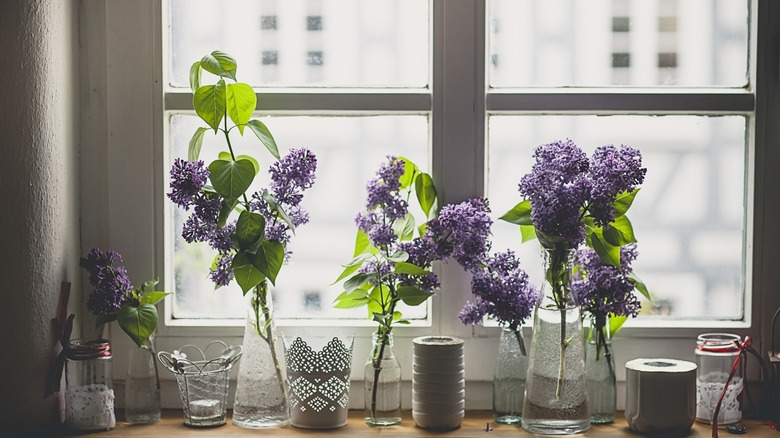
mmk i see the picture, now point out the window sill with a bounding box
[60,410,776,437]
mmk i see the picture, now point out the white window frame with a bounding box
[79,0,780,410]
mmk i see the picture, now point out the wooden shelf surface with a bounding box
[53,410,779,438]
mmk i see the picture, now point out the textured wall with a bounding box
[0,0,80,430]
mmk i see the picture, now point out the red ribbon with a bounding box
[711,335,764,438]
[44,282,74,398]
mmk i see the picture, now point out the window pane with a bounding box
[168,0,429,88]
[489,0,749,87]
[487,115,746,320]
[167,115,429,320]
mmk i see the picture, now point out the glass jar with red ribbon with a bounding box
[695,333,743,425]
[63,338,116,431]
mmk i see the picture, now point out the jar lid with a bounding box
[696,333,741,352]
[66,338,112,360]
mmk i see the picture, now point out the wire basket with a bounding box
[158,341,242,427]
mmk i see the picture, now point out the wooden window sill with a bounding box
[60,410,777,437]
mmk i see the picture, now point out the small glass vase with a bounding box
[232,282,290,428]
[585,314,616,424]
[125,333,161,424]
[493,327,528,425]
[365,331,402,426]
[522,248,590,435]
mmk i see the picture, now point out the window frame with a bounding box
[80,0,780,410]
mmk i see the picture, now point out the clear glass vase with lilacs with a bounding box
[459,249,539,424]
[499,139,647,434]
[167,51,318,427]
[570,243,647,424]
[333,156,494,426]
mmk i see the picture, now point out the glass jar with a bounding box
[63,339,116,431]
[365,331,402,426]
[695,333,742,424]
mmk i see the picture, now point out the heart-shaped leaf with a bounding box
[117,303,159,348]
[208,159,255,199]
[194,80,226,132]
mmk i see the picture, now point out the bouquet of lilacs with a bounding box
[80,248,169,347]
[334,156,493,419]
[500,138,648,397]
[458,249,538,353]
[167,51,317,335]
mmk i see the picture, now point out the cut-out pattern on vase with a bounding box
[522,248,590,435]
[284,336,353,429]
[233,284,290,428]
[125,334,161,424]
[493,327,528,425]
[365,332,401,426]
[585,315,616,424]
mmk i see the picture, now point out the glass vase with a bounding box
[365,331,402,426]
[585,314,616,424]
[522,248,590,435]
[232,282,290,428]
[125,333,161,424]
[493,327,528,425]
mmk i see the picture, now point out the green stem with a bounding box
[556,307,567,400]
[223,116,252,208]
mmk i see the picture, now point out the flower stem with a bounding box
[556,307,567,400]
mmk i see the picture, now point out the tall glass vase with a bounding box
[585,314,616,424]
[364,331,401,426]
[232,281,290,428]
[522,248,590,435]
[493,327,528,425]
[125,333,161,424]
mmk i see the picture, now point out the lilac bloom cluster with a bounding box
[168,158,209,209]
[570,244,641,319]
[80,248,133,315]
[251,148,318,247]
[459,250,538,330]
[518,139,646,248]
[588,145,647,227]
[519,139,591,247]
[355,157,408,249]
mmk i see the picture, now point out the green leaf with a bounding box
[200,50,237,81]
[354,229,377,257]
[414,172,437,218]
[392,213,416,242]
[226,83,256,135]
[216,197,238,228]
[589,230,621,267]
[394,262,429,276]
[344,272,371,293]
[333,290,370,309]
[189,61,202,93]
[236,154,260,175]
[603,215,637,247]
[188,128,208,162]
[139,291,169,306]
[613,188,640,217]
[208,159,256,199]
[397,156,418,189]
[398,285,432,306]
[254,240,285,285]
[232,252,266,294]
[520,225,537,243]
[368,285,392,316]
[387,250,409,263]
[139,278,160,293]
[193,80,226,132]
[500,200,533,226]
[609,314,628,336]
[236,210,266,252]
[117,303,158,348]
[247,120,280,159]
[628,271,652,302]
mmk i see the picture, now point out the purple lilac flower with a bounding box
[588,145,646,227]
[210,253,234,287]
[167,159,209,208]
[209,222,235,253]
[80,248,133,315]
[431,198,493,271]
[518,139,591,248]
[459,250,538,329]
[364,156,408,221]
[571,244,641,319]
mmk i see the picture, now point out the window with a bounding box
[90,0,780,410]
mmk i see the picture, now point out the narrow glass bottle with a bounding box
[585,314,616,424]
[493,327,528,425]
[125,333,161,424]
[365,331,402,426]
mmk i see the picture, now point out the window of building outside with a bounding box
[149,0,766,402]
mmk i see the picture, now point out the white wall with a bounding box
[0,0,81,430]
